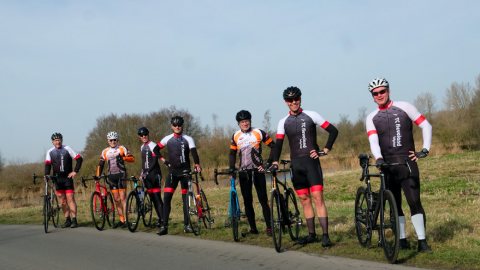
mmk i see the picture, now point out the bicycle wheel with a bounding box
[270,189,282,252]
[52,194,60,228]
[380,189,400,263]
[105,192,116,227]
[286,188,301,241]
[187,192,201,236]
[354,186,372,247]
[126,191,140,232]
[90,191,105,230]
[43,196,49,233]
[230,191,239,242]
[142,193,153,228]
[200,191,212,229]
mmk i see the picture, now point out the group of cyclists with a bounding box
[43,78,433,253]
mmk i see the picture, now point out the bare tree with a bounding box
[262,110,272,134]
[414,92,437,122]
[443,82,472,120]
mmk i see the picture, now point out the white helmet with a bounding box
[107,131,118,140]
[368,78,389,92]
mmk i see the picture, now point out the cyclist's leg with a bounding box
[109,174,125,222]
[291,158,315,235]
[387,168,406,240]
[180,175,189,226]
[163,174,179,227]
[146,173,163,223]
[306,159,328,236]
[253,170,271,230]
[239,170,257,231]
[64,178,76,218]
[55,179,69,218]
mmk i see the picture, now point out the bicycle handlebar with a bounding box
[358,154,411,181]
[32,174,57,185]
[81,174,108,188]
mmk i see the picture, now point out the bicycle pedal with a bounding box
[210,219,215,224]
[224,221,230,227]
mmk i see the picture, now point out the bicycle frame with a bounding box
[33,174,60,232]
[82,174,116,227]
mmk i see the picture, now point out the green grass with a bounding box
[2,151,480,269]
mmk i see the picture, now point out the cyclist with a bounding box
[366,78,433,253]
[271,87,338,247]
[44,133,83,228]
[96,131,135,229]
[137,126,166,228]
[229,110,275,237]
[156,116,202,235]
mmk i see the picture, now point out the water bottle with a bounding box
[139,189,145,203]
[196,194,202,207]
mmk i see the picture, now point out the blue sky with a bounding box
[1,0,480,163]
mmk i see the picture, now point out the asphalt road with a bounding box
[0,225,429,270]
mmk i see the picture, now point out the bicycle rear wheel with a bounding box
[286,188,301,241]
[380,189,400,263]
[270,189,282,252]
[52,194,60,228]
[187,192,201,236]
[126,191,140,232]
[105,192,116,227]
[142,193,153,228]
[90,191,105,231]
[200,191,212,229]
[354,186,371,247]
[43,195,50,233]
[230,191,239,242]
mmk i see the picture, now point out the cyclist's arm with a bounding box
[273,118,286,163]
[261,129,276,164]
[44,159,52,176]
[366,113,383,160]
[229,133,238,168]
[96,159,105,177]
[323,124,338,152]
[400,102,432,151]
[120,146,135,163]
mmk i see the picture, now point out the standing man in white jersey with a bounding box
[271,87,339,247]
[366,78,433,253]
[45,133,83,228]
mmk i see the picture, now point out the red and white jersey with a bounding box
[45,145,81,176]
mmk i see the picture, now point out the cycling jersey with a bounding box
[45,145,83,178]
[366,100,432,160]
[158,133,199,173]
[96,145,135,177]
[140,140,162,175]
[274,109,338,161]
[229,127,275,170]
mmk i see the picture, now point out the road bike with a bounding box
[33,174,60,233]
[259,160,302,252]
[354,154,411,263]
[189,171,214,230]
[81,174,116,230]
[124,176,153,232]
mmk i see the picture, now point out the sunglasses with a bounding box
[372,89,388,96]
[138,133,148,137]
[109,139,117,142]
[172,124,182,127]
[285,97,300,103]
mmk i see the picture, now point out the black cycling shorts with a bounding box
[108,173,127,190]
[291,155,324,195]
[55,177,74,194]
[164,172,188,194]
[144,173,162,191]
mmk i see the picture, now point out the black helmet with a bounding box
[51,133,63,140]
[137,126,149,135]
[283,86,302,100]
[171,116,184,126]
[236,110,252,122]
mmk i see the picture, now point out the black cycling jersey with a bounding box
[158,133,199,173]
[140,141,162,175]
[45,145,83,177]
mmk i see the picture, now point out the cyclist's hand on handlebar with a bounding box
[375,158,384,171]
[44,176,48,183]
[270,164,279,173]
[194,164,202,173]
[258,163,270,172]
[228,167,235,178]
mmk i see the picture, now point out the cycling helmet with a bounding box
[171,116,184,126]
[107,131,118,140]
[368,78,389,92]
[236,110,252,122]
[137,126,149,135]
[51,133,63,140]
[283,86,302,100]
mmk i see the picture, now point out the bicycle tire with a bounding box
[126,191,140,232]
[105,192,116,227]
[142,192,153,228]
[380,189,400,263]
[187,192,201,236]
[52,194,60,228]
[270,189,282,252]
[354,186,372,247]
[200,191,212,229]
[231,191,239,242]
[286,188,301,241]
[43,195,49,233]
[90,191,105,231]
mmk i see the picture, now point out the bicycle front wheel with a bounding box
[142,193,153,228]
[200,191,212,229]
[286,188,301,241]
[270,189,282,252]
[105,192,116,227]
[354,186,371,247]
[126,191,140,232]
[230,191,239,242]
[187,192,201,236]
[90,191,105,230]
[52,194,60,228]
[380,189,400,263]
[43,195,50,233]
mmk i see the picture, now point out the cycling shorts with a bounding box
[144,173,162,191]
[108,173,127,190]
[164,173,188,194]
[55,177,74,194]
[384,156,420,186]
[291,155,323,195]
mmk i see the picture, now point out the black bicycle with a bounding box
[124,176,153,232]
[354,154,411,263]
[33,174,60,233]
[81,174,117,230]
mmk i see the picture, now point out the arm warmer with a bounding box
[74,156,83,173]
[273,138,284,163]
[45,163,51,176]
[324,124,338,150]
[229,149,237,169]
[418,119,432,151]
[96,160,105,177]
[191,148,200,165]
